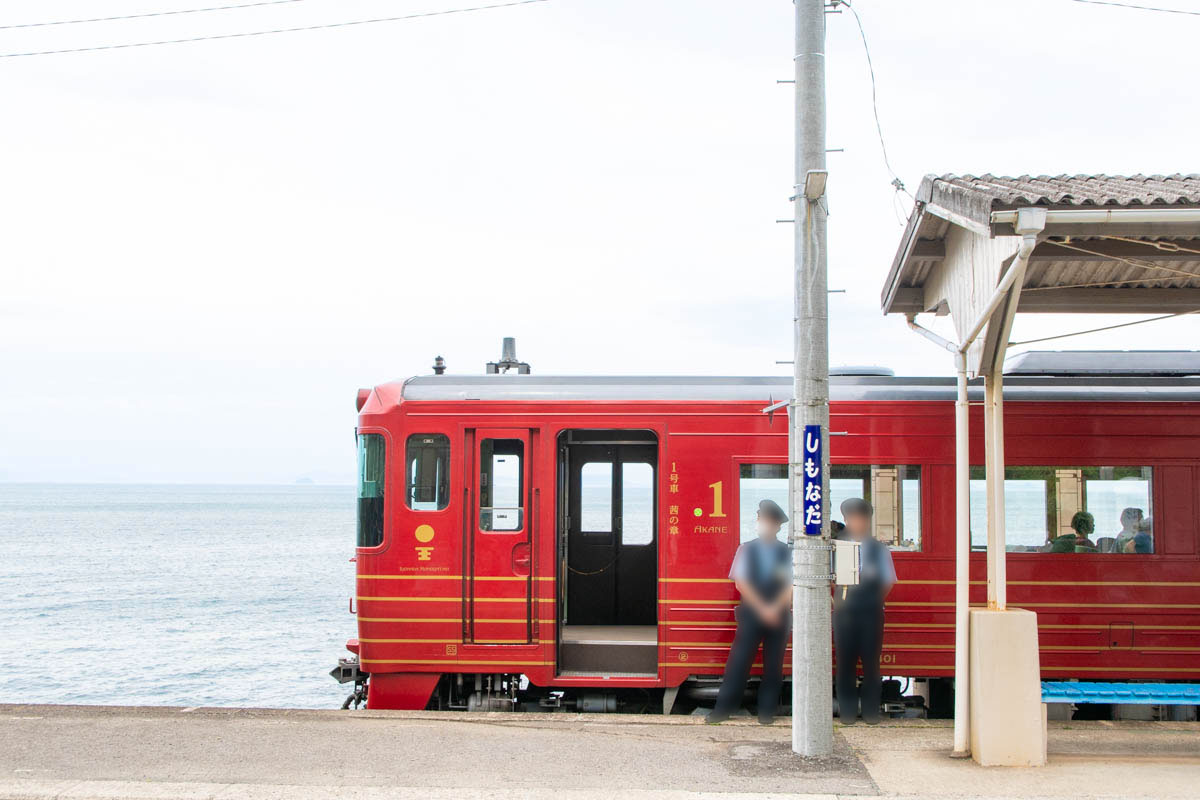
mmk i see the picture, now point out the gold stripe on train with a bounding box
[887,601,1200,609]
[658,578,733,584]
[356,596,556,603]
[899,580,1200,588]
[658,662,1200,674]
[360,659,553,667]
[358,575,555,581]
[358,617,555,624]
[359,638,535,645]
[657,599,738,606]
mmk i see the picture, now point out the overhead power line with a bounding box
[0,0,550,59]
[1010,309,1200,347]
[0,0,306,30]
[837,0,913,228]
[1066,0,1200,16]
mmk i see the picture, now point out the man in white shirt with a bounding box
[834,498,896,724]
[706,499,793,725]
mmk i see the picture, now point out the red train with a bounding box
[334,348,1200,715]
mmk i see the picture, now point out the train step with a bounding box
[560,625,657,674]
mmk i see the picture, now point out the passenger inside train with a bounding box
[1112,507,1152,554]
[1049,511,1097,553]
[967,466,1155,555]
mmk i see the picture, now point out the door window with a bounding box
[621,461,654,545]
[479,438,524,532]
[580,461,614,533]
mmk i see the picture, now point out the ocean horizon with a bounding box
[1,483,357,709]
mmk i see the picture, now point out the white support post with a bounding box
[952,354,971,755]
[984,369,1007,610]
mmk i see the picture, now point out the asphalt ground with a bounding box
[0,705,1196,799]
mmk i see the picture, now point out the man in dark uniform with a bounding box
[834,498,895,725]
[705,499,792,725]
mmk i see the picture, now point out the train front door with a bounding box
[465,428,535,645]
[557,430,658,675]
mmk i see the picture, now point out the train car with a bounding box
[334,347,1200,715]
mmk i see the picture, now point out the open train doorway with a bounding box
[556,430,658,675]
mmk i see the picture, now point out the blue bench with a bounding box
[1042,681,1200,705]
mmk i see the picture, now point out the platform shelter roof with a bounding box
[881,173,1200,318]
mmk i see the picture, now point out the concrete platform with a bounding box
[0,705,1197,799]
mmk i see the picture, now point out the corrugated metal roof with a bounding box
[881,173,1200,315]
[935,174,1200,210]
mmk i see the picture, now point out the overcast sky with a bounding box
[2,0,1197,483]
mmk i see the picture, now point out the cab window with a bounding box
[969,466,1153,554]
[406,434,450,511]
[356,433,386,548]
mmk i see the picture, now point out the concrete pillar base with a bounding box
[969,608,1046,766]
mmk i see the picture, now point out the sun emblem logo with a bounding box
[415,524,435,561]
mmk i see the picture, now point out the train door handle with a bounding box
[512,543,531,577]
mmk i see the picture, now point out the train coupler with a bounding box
[330,656,368,709]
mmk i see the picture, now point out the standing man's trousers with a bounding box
[833,604,885,721]
[713,603,790,716]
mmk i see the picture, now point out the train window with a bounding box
[738,464,789,543]
[356,433,385,548]
[405,434,450,511]
[968,466,1154,553]
[580,461,613,533]
[621,461,654,545]
[479,438,524,532]
[831,465,922,551]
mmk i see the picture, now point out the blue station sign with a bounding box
[802,424,823,536]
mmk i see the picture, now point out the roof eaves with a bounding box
[880,196,928,314]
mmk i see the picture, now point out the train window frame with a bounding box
[830,464,923,552]
[968,466,1155,555]
[356,431,387,549]
[405,433,451,512]
[620,460,655,547]
[479,438,525,533]
[580,460,614,535]
[737,462,790,544]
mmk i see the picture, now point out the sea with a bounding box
[1,477,1151,709]
[0,483,356,709]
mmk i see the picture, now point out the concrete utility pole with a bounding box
[789,0,833,758]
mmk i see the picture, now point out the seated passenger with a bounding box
[1113,508,1145,554]
[1051,511,1096,553]
[1127,518,1153,554]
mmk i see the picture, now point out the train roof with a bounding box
[399,373,1200,404]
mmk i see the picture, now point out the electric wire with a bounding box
[1101,235,1200,257]
[1066,0,1200,17]
[0,0,306,30]
[1009,309,1200,347]
[0,0,550,59]
[840,0,914,228]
